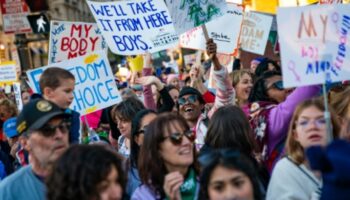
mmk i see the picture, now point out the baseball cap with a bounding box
[16,99,71,135]
[3,117,18,138]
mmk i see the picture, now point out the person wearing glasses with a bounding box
[245,71,321,172]
[0,99,71,200]
[267,98,340,200]
[127,109,157,196]
[132,113,199,200]
[178,39,235,150]
[198,149,263,200]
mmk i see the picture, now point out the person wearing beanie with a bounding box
[0,99,71,200]
[178,39,235,150]
[306,139,350,200]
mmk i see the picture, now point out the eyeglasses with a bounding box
[162,130,195,145]
[178,95,198,106]
[296,118,326,130]
[38,120,71,137]
[267,80,284,90]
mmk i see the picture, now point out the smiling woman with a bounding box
[132,112,200,200]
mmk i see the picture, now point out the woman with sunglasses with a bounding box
[199,149,263,200]
[127,109,157,196]
[245,71,321,172]
[267,98,340,199]
[132,113,199,200]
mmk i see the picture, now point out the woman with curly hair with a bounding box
[46,145,126,200]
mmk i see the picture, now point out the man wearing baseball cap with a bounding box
[0,99,71,200]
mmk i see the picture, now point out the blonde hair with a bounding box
[286,98,340,164]
[330,86,350,119]
[231,69,252,87]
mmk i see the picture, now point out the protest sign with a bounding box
[48,21,107,64]
[86,0,178,55]
[0,61,17,85]
[27,51,121,115]
[13,82,23,111]
[240,12,273,55]
[180,3,243,54]
[0,0,32,34]
[165,0,227,35]
[277,4,350,88]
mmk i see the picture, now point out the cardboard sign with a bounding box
[0,0,32,34]
[240,12,273,55]
[27,51,122,115]
[0,61,18,84]
[165,0,227,35]
[48,21,107,64]
[180,3,243,54]
[86,0,178,55]
[13,82,23,111]
[277,4,350,88]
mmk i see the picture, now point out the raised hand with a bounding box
[163,171,183,200]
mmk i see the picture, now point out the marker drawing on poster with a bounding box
[277,4,350,88]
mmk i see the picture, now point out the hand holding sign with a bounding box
[135,76,164,91]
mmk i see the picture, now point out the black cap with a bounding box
[16,99,71,135]
[179,86,205,104]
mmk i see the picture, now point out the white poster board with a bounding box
[86,0,178,55]
[48,21,107,64]
[0,62,17,84]
[165,0,227,35]
[240,11,273,55]
[27,51,121,115]
[180,3,243,54]
[277,4,350,88]
[13,82,23,111]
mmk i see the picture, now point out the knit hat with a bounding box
[179,87,205,104]
[306,139,350,200]
[167,74,179,85]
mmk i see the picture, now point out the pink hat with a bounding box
[167,74,179,85]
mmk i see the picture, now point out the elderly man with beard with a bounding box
[178,39,235,150]
[0,99,71,200]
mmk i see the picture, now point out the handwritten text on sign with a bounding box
[86,0,178,55]
[48,21,107,64]
[240,12,273,55]
[180,3,243,54]
[165,0,227,34]
[27,51,121,115]
[0,62,17,84]
[277,4,350,88]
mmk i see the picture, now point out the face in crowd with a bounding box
[134,112,157,146]
[178,94,203,124]
[232,71,253,105]
[265,75,288,103]
[44,78,75,109]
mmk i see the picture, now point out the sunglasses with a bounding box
[163,130,195,145]
[178,95,198,106]
[38,120,71,137]
[267,80,284,90]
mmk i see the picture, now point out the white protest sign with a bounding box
[27,51,121,115]
[86,0,178,55]
[240,12,273,55]
[13,82,23,111]
[48,21,107,64]
[180,3,243,54]
[277,4,350,88]
[165,0,227,35]
[0,62,17,84]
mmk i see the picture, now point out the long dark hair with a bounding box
[130,109,156,168]
[205,105,257,156]
[47,145,126,200]
[198,149,263,200]
[248,71,282,103]
[138,112,198,198]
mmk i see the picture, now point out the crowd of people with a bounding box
[0,39,349,200]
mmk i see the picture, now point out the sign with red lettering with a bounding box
[48,21,107,64]
[277,4,350,88]
[0,0,32,34]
